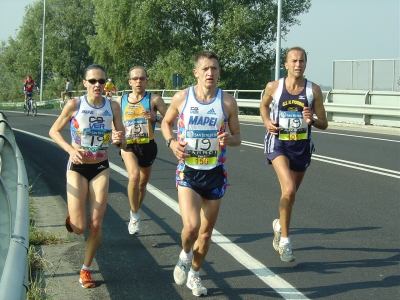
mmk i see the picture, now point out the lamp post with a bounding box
[39,0,45,102]
[275,0,282,80]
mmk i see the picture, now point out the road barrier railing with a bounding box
[0,88,399,126]
[0,111,29,300]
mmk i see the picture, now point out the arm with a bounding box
[111,100,127,149]
[151,94,168,124]
[260,81,280,135]
[49,98,84,161]
[161,89,190,160]
[112,85,117,93]
[220,92,241,147]
[302,83,328,130]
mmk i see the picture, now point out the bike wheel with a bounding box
[32,101,37,116]
[24,103,29,116]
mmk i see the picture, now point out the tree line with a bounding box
[0,0,310,102]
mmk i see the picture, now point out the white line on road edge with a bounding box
[13,128,309,300]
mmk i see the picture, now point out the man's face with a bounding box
[129,69,148,93]
[193,57,220,88]
[284,50,307,78]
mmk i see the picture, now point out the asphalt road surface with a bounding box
[3,108,400,300]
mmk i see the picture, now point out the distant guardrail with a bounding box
[1,88,399,127]
[0,112,29,300]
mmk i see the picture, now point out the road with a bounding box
[4,109,400,299]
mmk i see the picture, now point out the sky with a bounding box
[1,0,399,87]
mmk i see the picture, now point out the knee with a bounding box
[89,220,102,235]
[183,224,200,240]
[197,231,212,244]
[73,224,86,235]
[281,188,296,204]
[128,173,140,185]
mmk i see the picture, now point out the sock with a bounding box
[179,249,193,261]
[130,210,140,219]
[81,264,91,271]
[189,268,199,277]
[275,221,281,231]
[279,237,290,246]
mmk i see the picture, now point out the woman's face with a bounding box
[83,69,106,98]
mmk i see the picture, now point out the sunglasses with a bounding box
[129,76,147,82]
[86,78,106,85]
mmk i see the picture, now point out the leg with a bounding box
[66,170,89,235]
[84,168,110,267]
[271,155,305,238]
[121,150,141,213]
[191,198,221,271]
[178,186,203,254]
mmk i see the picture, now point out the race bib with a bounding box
[278,111,308,141]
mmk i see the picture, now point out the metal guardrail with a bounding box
[0,88,398,126]
[0,112,29,300]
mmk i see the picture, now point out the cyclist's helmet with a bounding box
[107,78,112,82]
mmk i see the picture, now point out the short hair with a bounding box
[66,79,69,81]
[194,51,220,69]
[285,47,307,62]
[84,64,106,79]
[129,66,148,77]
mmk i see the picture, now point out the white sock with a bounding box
[189,268,199,277]
[179,249,193,261]
[279,237,290,246]
[130,210,140,219]
[81,264,91,271]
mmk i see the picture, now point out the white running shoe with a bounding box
[272,219,281,252]
[173,258,191,285]
[186,273,207,297]
[128,214,141,234]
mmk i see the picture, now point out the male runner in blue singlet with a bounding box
[260,46,328,262]
[161,51,242,296]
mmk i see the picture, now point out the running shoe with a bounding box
[272,219,281,251]
[279,243,295,262]
[65,216,73,233]
[79,269,95,288]
[173,257,191,285]
[128,215,141,234]
[186,273,207,297]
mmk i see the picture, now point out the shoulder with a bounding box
[221,90,236,103]
[172,88,188,101]
[310,82,323,98]
[265,80,279,94]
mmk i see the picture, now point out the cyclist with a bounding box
[23,75,40,104]
[61,79,74,100]
[104,78,117,99]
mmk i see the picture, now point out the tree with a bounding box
[90,0,311,90]
[0,0,95,101]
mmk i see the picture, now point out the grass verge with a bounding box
[27,197,66,300]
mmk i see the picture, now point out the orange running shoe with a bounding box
[79,269,95,288]
[65,216,73,233]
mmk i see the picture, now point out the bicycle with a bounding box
[24,92,37,116]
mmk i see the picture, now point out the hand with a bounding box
[170,140,190,161]
[267,120,281,135]
[69,149,85,164]
[218,132,231,147]
[111,130,126,148]
[302,107,314,124]
[142,110,153,121]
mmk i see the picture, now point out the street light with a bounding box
[39,0,45,102]
[275,0,282,80]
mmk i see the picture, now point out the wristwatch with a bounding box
[166,138,174,147]
[310,118,316,125]
[155,115,161,122]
